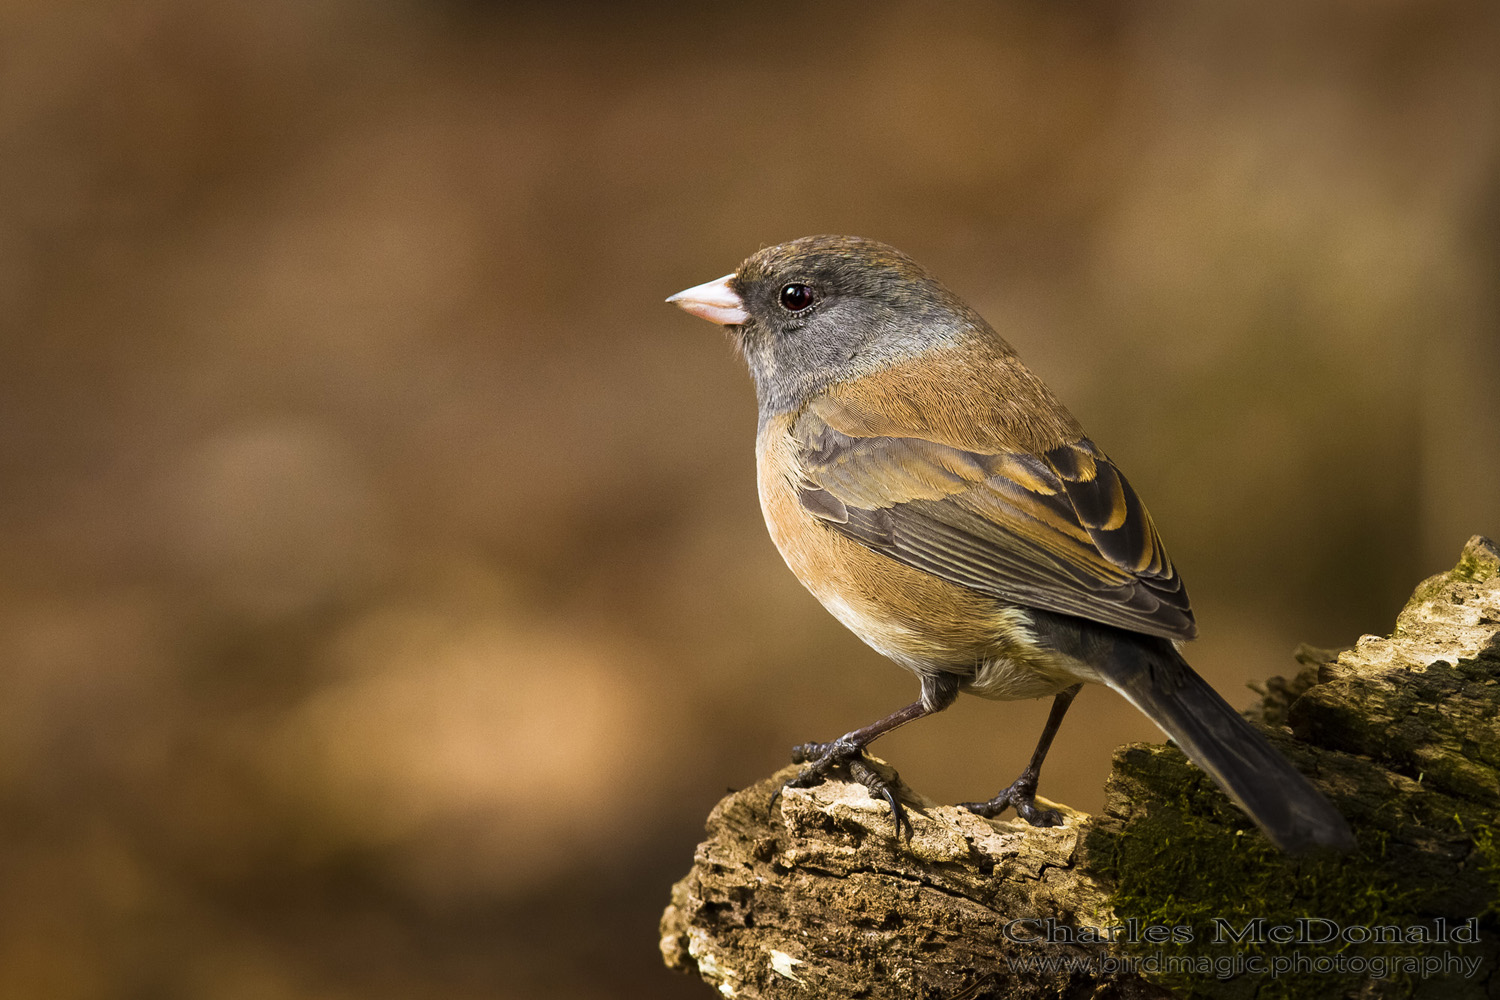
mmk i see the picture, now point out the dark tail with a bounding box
[1095,636,1355,854]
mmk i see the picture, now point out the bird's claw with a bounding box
[769,739,851,812]
[959,774,1063,827]
[849,756,913,839]
[772,739,913,839]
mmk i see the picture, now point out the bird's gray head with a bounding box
[668,235,986,420]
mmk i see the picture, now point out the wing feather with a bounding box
[793,411,1196,641]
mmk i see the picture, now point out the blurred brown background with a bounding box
[3,1,1498,997]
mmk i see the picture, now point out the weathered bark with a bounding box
[660,536,1500,999]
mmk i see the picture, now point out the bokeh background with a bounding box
[3,1,1499,997]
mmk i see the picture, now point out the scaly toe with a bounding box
[1013,801,1064,827]
[790,740,835,764]
[958,795,1010,819]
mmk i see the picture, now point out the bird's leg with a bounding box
[778,673,959,839]
[961,683,1082,827]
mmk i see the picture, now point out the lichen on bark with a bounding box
[661,537,1500,999]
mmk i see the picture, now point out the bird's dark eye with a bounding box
[779,283,815,312]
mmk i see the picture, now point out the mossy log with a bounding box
[660,537,1500,999]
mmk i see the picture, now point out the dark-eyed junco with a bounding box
[668,235,1353,853]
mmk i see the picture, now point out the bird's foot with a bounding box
[959,773,1062,827]
[773,738,912,839]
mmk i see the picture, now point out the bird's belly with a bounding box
[756,423,1083,698]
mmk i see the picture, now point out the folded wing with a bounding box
[792,400,1195,642]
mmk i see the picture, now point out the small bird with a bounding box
[667,235,1353,853]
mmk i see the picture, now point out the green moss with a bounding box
[1451,546,1498,586]
[1082,540,1500,996]
[1465,821,1500,920]
[1403,571,1450,612]
[1397,545,1497,628]
[1086,747,1493,999]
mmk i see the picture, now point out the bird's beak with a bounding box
[666,273,750,326]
